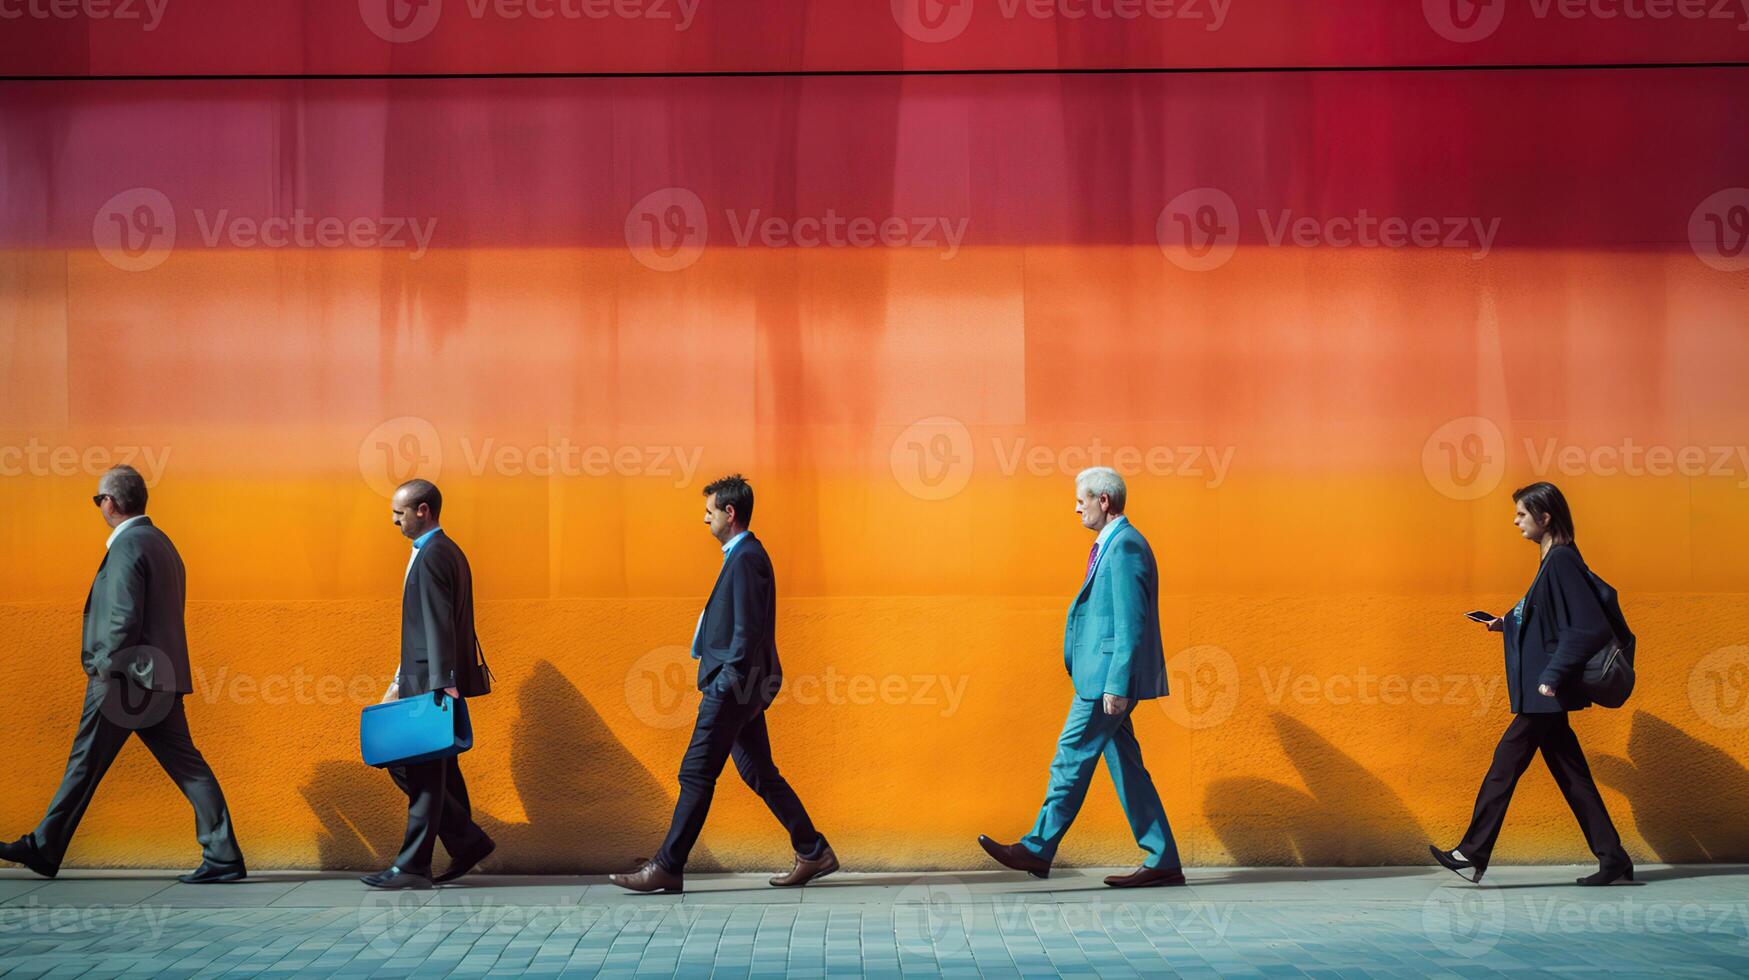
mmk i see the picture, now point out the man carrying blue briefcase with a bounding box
[362,479,496,890]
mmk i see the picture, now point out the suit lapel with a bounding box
[1515,552,1552,648]
[84,552,108,615]
[703,543,737,611]
[404,529,444,598]
[1074,519,1127,606]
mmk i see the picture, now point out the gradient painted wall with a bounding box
[2,67,1747,871]
[6,0,1749,74]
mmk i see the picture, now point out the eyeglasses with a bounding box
[92,494,111,508]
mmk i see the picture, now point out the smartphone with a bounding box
[1463,610,1496,623]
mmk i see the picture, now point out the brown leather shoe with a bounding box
[1103,865,1186,888]
[608,860,683,894]
[978,835,1050,879]
[769,846,839,887]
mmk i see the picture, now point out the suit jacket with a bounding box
[400,529,489,698]
[81,516,191,694]
[1504,543,1614,714]
[693,533,781,703]
[1063,517,1168,701]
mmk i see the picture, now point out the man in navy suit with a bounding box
[361,479,496,890]
[611,475,837,892]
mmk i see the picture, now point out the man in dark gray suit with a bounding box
[362,479,495,890]
[0,465,245,883]
[610,474,836,893]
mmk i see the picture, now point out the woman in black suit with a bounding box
[1429,482,1634,886]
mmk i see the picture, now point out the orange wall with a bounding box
[2,72,1747,870]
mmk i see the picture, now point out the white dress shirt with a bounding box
[105,514,148,551]
[1086,514,1129,579]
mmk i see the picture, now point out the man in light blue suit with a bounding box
[979,466,1185,887]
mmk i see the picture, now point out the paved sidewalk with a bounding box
[1,865,1745,977]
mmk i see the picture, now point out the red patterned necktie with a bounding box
[1085,543,1099,581]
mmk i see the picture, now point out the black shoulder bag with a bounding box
[1578,562,1636,708]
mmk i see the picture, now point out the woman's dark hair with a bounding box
[1511,481,1575,545]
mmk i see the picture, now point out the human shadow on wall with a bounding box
[299,658,710,873]
[1591,710,1749,865]
[1203,713,1430,866]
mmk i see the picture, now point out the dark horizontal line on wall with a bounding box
[3,61,1749,83]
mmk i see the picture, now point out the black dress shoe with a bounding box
[977,835,1051,879]
[435,837,496,884]
[361,866,434,890]
[1577,863,1634,886]
[0,837,57,879]
[179,861,246,884]
[1429,844,1485,883]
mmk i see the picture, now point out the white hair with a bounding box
[1075,466,1126,514]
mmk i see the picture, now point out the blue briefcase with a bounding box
[360,691,474,768]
